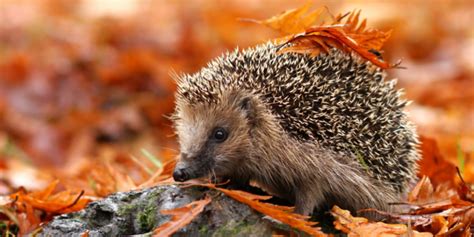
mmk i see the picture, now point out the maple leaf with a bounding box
[152,196,211,236]
[253,4,397,69]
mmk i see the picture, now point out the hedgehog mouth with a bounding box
[182,158,216,181]
[209,159,235,178]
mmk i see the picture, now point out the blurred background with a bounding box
[0,0,473,194]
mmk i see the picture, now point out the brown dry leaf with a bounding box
[408,176,435,203]
[197,183,326,237]
[104,161,138,192]
[5,180,95,234]
[430,215,449,236]
[87,160,138,196]
[401,176,474,235]
[10,182,93,214]
[138,159,176,188]
[152,196,211,237]
[255,3,395,69]
[458,172,474,202]
[331,206,433,237]
[335,10,392,51]
[285,23,392,69]
[418,136,457,187]
[256,3,326,35]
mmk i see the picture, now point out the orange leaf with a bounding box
[418,136,457,187]
[197,183,326,237]
[152,196,211,237]
[334,10,391,51]
[431,215,449,236]
[12,189,91,213]
[254,4,396,69]
[5,180,94,234]
[139,159,177,188]
[9,180,94,214]
[285,25,392,69]
[331,206,433,237]
[408,176,434,203]
[256,3,326,35]
[401,176,474,235]
[34,179,59,200]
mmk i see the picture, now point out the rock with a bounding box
[39,185,295,236]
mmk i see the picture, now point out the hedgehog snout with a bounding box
[172,167,189,182]
[173,157,191,182]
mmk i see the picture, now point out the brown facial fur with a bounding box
[173,90,254,181]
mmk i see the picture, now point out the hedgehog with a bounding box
[171,42,419,216]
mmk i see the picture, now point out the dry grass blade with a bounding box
[152,196,211,237]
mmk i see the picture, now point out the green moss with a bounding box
[117,188,163,217]
[212,220,255,237]
[135,190,163,232]
[199,225,209,235]
[137,205,157,232]
[118,203,136,216]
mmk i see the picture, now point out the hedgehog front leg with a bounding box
[293,189,318,216]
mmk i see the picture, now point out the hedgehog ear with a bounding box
[239,96,258,126]
[239,97,251,111]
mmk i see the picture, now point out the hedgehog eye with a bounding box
[212,127,228,143]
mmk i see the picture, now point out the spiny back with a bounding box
[176,43,419,192]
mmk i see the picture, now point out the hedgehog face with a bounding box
[172,90,257,182]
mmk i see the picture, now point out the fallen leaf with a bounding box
[418,136,457,187]
[4,180,95,234]
[197,183,327,237]
[255,3,326,35]
[331,206,433,237]
[152,196,211,237]
[254,4,395,69]
[408,176,434,203]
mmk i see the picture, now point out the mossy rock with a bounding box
[39,185,313,236]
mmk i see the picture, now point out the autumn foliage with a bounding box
[254,3,396,68]
[0,1,473,236]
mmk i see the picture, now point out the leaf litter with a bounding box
[0,1,473,236]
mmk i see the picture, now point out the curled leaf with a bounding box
[253,4,397,69]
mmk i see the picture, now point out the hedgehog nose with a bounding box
[173,168,188,182]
